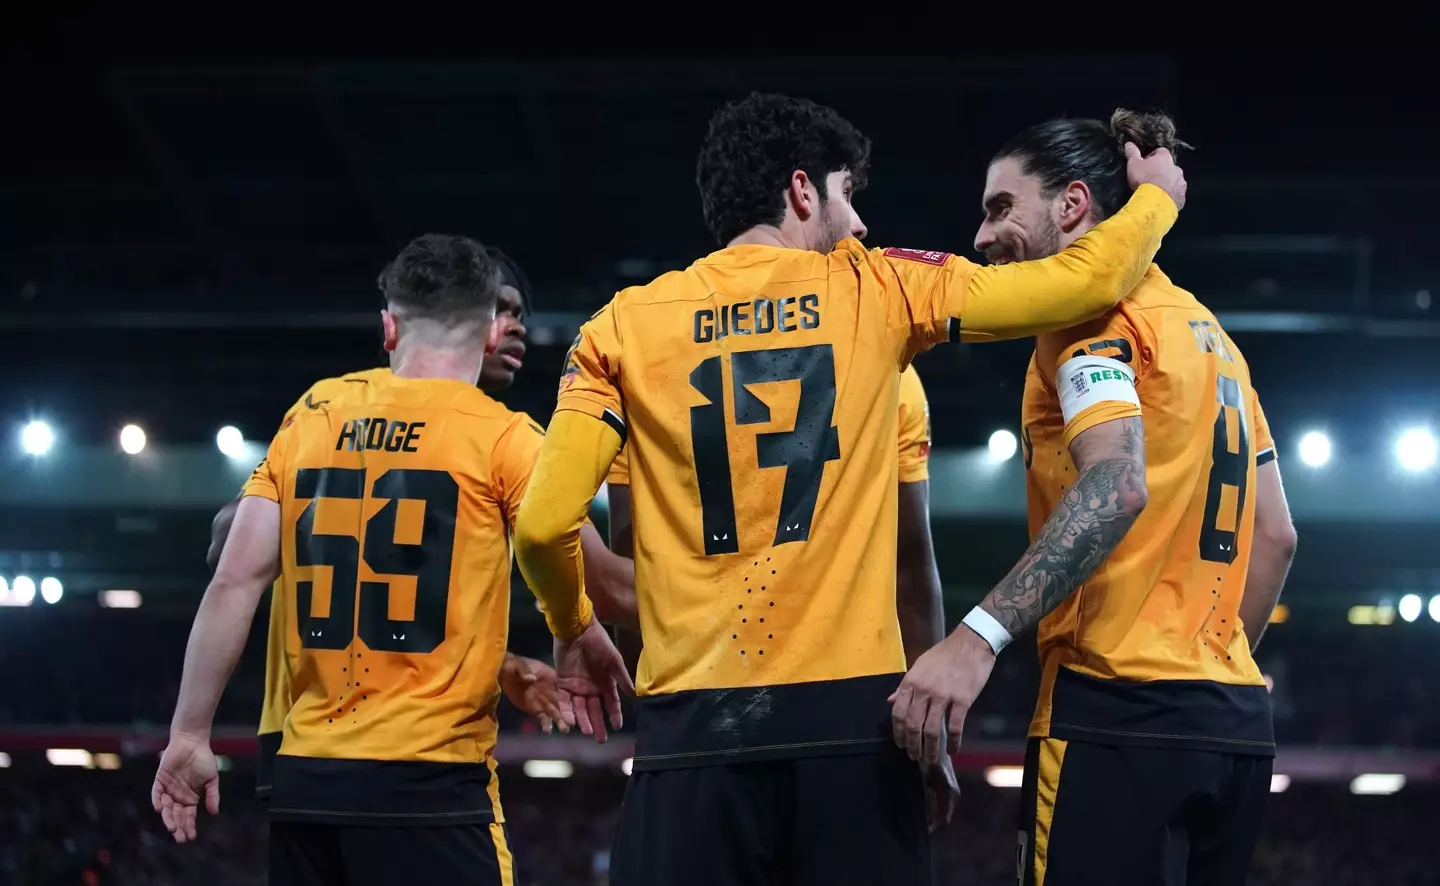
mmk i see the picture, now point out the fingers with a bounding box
[151,778,163,813]
[206,778,221,816]
[903,694,929,762]
[555,687,578,730]
[946,704,967,756]
[184,802,199,842]
[920,702,946,766]
[890,683,913,749]
[1124,141,1142,160]
[603,678,625,732]
[612,654,636,696]
[538,713,553,735]
[572,691,596,737]
[586,695,608,743]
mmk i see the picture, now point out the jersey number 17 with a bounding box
[687,344,841,556]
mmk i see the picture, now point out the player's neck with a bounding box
[390,347,485,386]
[728,223,808,252]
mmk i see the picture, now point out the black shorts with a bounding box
[610,749,929,886]
[269,820,517,886]
[1018,737,1272,886]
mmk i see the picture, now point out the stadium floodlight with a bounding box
[522,759,574,779]
[39,577,63,605]
[1430,595,1440,623]
[1398,593,1423,623]
[988,429,1018,463]
[1269,774,1291,793]
[100,589,143,609]
[46,749,94,768]
[1395,427,1438,472]
[1296,431,1332,468]
[120,424,147,455]
[216,425,246,459]
[11,576,36,606]
[1350,773,1405,796]
[0,752,10,768]
[620,757,634,776]
[21,420,54,456]
[984,765,1024,788]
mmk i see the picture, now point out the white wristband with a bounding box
[962,606,1012,655]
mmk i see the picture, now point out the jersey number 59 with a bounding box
[291,467,459,654]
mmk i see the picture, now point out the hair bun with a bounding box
[1109,108,1192,158]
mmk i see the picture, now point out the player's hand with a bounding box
[922,756,960,834]
[888,627,996,765]
[553,617,635,743]
[150,732,220,844]
[1124,143,1187,211]
[499,653,565,735]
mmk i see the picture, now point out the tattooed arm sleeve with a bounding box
[980,416,1148,636]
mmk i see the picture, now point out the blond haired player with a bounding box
[892,111,1298,885]
[153,235,623,886]
[512,92,1186,886]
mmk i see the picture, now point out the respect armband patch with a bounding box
[883,247,952,266]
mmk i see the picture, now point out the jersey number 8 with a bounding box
[291,467,459,654]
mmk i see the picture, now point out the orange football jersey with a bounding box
[545,185,1175,768]
[1020,265,1275,755]
[243,371,545,823]
[606,363,932,486]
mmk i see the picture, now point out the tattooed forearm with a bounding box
[982,417,1147,636]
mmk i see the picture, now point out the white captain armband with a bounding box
[1055,354,1139,425]
[962,606,1012,655]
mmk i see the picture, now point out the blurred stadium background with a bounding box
[3,40,1439,886]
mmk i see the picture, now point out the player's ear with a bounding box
[788,169,815,221]
[1057,180,1092,233]
[380,309,399,352]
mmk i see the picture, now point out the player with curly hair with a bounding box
[514,93,1189,885]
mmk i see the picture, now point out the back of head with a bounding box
[696,92,872,246]
[994,108,1190,220]
[377,234,503,328]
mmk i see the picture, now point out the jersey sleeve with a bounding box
[492,413,548,527]
[896,367,931,483]
[607,445,631,486]
[554,303,627,444]
[1252,390,1276,466]
[868,184,1177,354]
[1036,312,1148,447]
[242,423,293,503]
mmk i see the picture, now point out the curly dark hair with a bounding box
[994,108,1192,221]
[696,92,872,246]
[377,234,502,322]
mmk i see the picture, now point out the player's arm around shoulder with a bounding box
[1239,392,1298,651]
[870,148,1186,352]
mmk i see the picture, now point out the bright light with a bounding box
[100,589,143,609]
[216,425,246,459]
[1297,431,1332,468]
[1430,595,1440,623]
[94,753,122,770]
[1395,428,1438,472]
[987,429,1018,462]
[1350,773,1405,796]
[12,576,36,606]
[1269,604,1289,624]
[21,420,54,456]
[620,757,634,776]
[1270,774,1291,793]
[984,765,1024,788]
[0,752,10,769]
[216,756,233,772]
[39,577,63,605]
[119,424,147,454]
[46,748,95,768]
[523,759,574,779]
[1399,593,1423,623]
